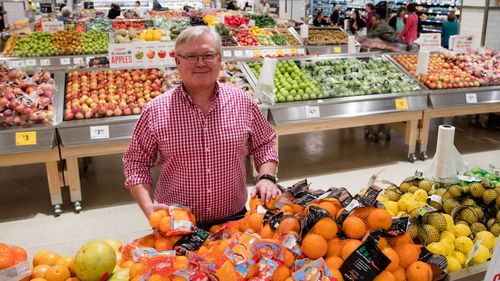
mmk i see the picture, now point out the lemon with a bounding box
[439,239,455,255]
[454,236,473,255]
[471,245,491,265]
[400,193,414,201]
[427,242,447,256]
[413,189,428,202]
[377,195,388,202]
[397,199,410,212]
[453,224,471,238]
[406,200,420,212]
[442,214,454,230]
[446,256,462,272]
[440,230,456,241]
[384,201,399,216]
[474,231,497,250]
[452,251,466,266]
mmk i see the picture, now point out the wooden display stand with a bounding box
[419,103,500,160]
[273,110,422,162]
[0,148,64,215]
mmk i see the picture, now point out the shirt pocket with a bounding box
[218,121,250,155]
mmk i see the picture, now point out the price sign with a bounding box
[233,50,243,57]
[305,106,320,119]
[395,98,409,110]
[416,51,430,74]
[60,58,71,65]
[25,59,37,66]
[450,35,475,53]
[40,59,51,66]
[40,3,52,13]
[298,48,305,55]
[253,50,262,57]
[83,1,94,9]
[466,93,477,104]
[8,61,23,68]
[267,49,277,56]
[333,47,342,53]
[282,49,291,55]
[42,21,64,33]
[222,50,232,58]
[73,57,84,65]
[15,131,37,146]
[290,48,297,54]
[245,50,254,58]
[418,33,441,52]
[277,49,283,55]
[90,125,110,140]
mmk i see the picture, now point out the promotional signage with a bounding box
[418,33,441,52]
[40,3,52,13]
[42,21,64,33]
[83,1,94,9]
[449,35,475,53]
[108,41,175,69]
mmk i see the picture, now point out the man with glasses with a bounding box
[123,26,280,230]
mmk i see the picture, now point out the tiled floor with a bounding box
[0,116,499,258]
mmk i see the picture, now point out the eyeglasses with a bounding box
[177,52,219,63]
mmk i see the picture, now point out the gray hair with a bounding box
[175,26,222,54]
[61,6,72,17]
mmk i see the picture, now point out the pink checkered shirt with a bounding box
[123,82,278,222]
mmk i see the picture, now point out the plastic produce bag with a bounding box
[254,57,277,106]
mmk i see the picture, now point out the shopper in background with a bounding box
[399,3,418,44]
[134,1,144,18]
[349,9,366,35]
[389,7,406,35]
[330,4,342,26]
[107,3,121,19]
[28,1,36,11]
[257,0,270,15]
[368,14,397,42]
[152,0,167,11]
[244,1,252,12]
[58,7,73,24]
[58,0,67,12]
[124,9,139,19]
[226,0,238,10]
[441,11,459,48]
[365,3,376,31]
[313,11,329,26]
[123,26,279,230]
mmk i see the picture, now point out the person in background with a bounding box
[123,26,279,231]
[152,0,167,11]
[330,4,342,26]
[257,0,270,15]
[134,1,144,18]
[124,9,139,19]
[365,3,376,31]
[441,11,459,48]
[58,7,73,24]
[226,0,238,10]
[349,9,366,35]
[313,11,329,26]
[28,1,36,11]
[399,3,418,44]
[244,1,252,12]
[389,7,406,35]
[107,3,121,19]
[368,14,397,42]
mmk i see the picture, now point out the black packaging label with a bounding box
[173,229,208,256]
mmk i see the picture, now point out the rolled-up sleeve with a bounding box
[248,102,278,170]
[123,105,158,188]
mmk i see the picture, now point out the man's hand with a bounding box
[145,203,170,218]
[251,179,282,203]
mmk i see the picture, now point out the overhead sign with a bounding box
[40,3,52,13]
[83,1,94,9]
[42,21,64,33]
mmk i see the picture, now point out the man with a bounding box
[226,0,237,10]
[257,0,270,15]
[152,0,167,11]
[123,26,280,230]
[367,14,397,42]
[58,7,73,24]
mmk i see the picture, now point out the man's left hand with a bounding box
[251,179,282,204]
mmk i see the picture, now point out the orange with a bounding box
[342,217,366,239]
[382,248,400,272]
[388,234,412,248]
[239,218,251,232]
[318,202,338,217]
[33,250,49,266]
[138,234,156,248]
[283,249,295,269]
[32,264,51,278]
[65,278,80,281]
[0,252,14,269]
[330,269,344,281]
[248,213,264,232]
[36,251,61,266]
[0,243,9,254]
[170,235,183,245]
[285,278,294,281]
[336,208,345,218]
[68,258,77,276]
[392,266,406,281]
[281,205,294,214]
[406,261,432,281]
[249,196,261,211]
[367,209,392,230]
[171,276,186,281]
[272,265,291,281]
[129,263,146,279]
[374,270,396,281]
[121,260,135,269]
[155,238,174,252]
[311,217,338,240]
[341,240,363,260]
[325,256,343,270]
[10,246,27,260]
[395,244,420,268]
[326,238,345,257]
[261,224,275,239]
[55,256,74,268]
[351,206,376,224]
[147,274,169,281]
[377,237,390,250]
[31,279,48,281]
[159,216,172,233]
[292,204,305,215]
[301,234,327,259]
[149,211,166,228]
[174,256,188,270]
[276,218,300,235]
[44,264,71,281]
[209,224,223,233]
[265,196,281,210]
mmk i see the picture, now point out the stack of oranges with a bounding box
[0,242,28,271]
[29,250,77,281]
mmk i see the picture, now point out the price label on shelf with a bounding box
[277,49,283,55]
[333,47,342,53]
[234,50,243,57]
[245,50,254,58]
[25,59,37,66]
[282,49,291,55]
[290,48,297,54]
[15,131,37,146]
[253,50,262,57]
[267,49,277,56]
[466,93,477,104]
[8,61,23,68]
[40,59,51,66]
[395,98,409,110]
[222,50,232,58]
[90,125,110,140]
[73,57,84,65]
[305,106,320,119]
[298,48,306,55]
[60,58,71,65]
